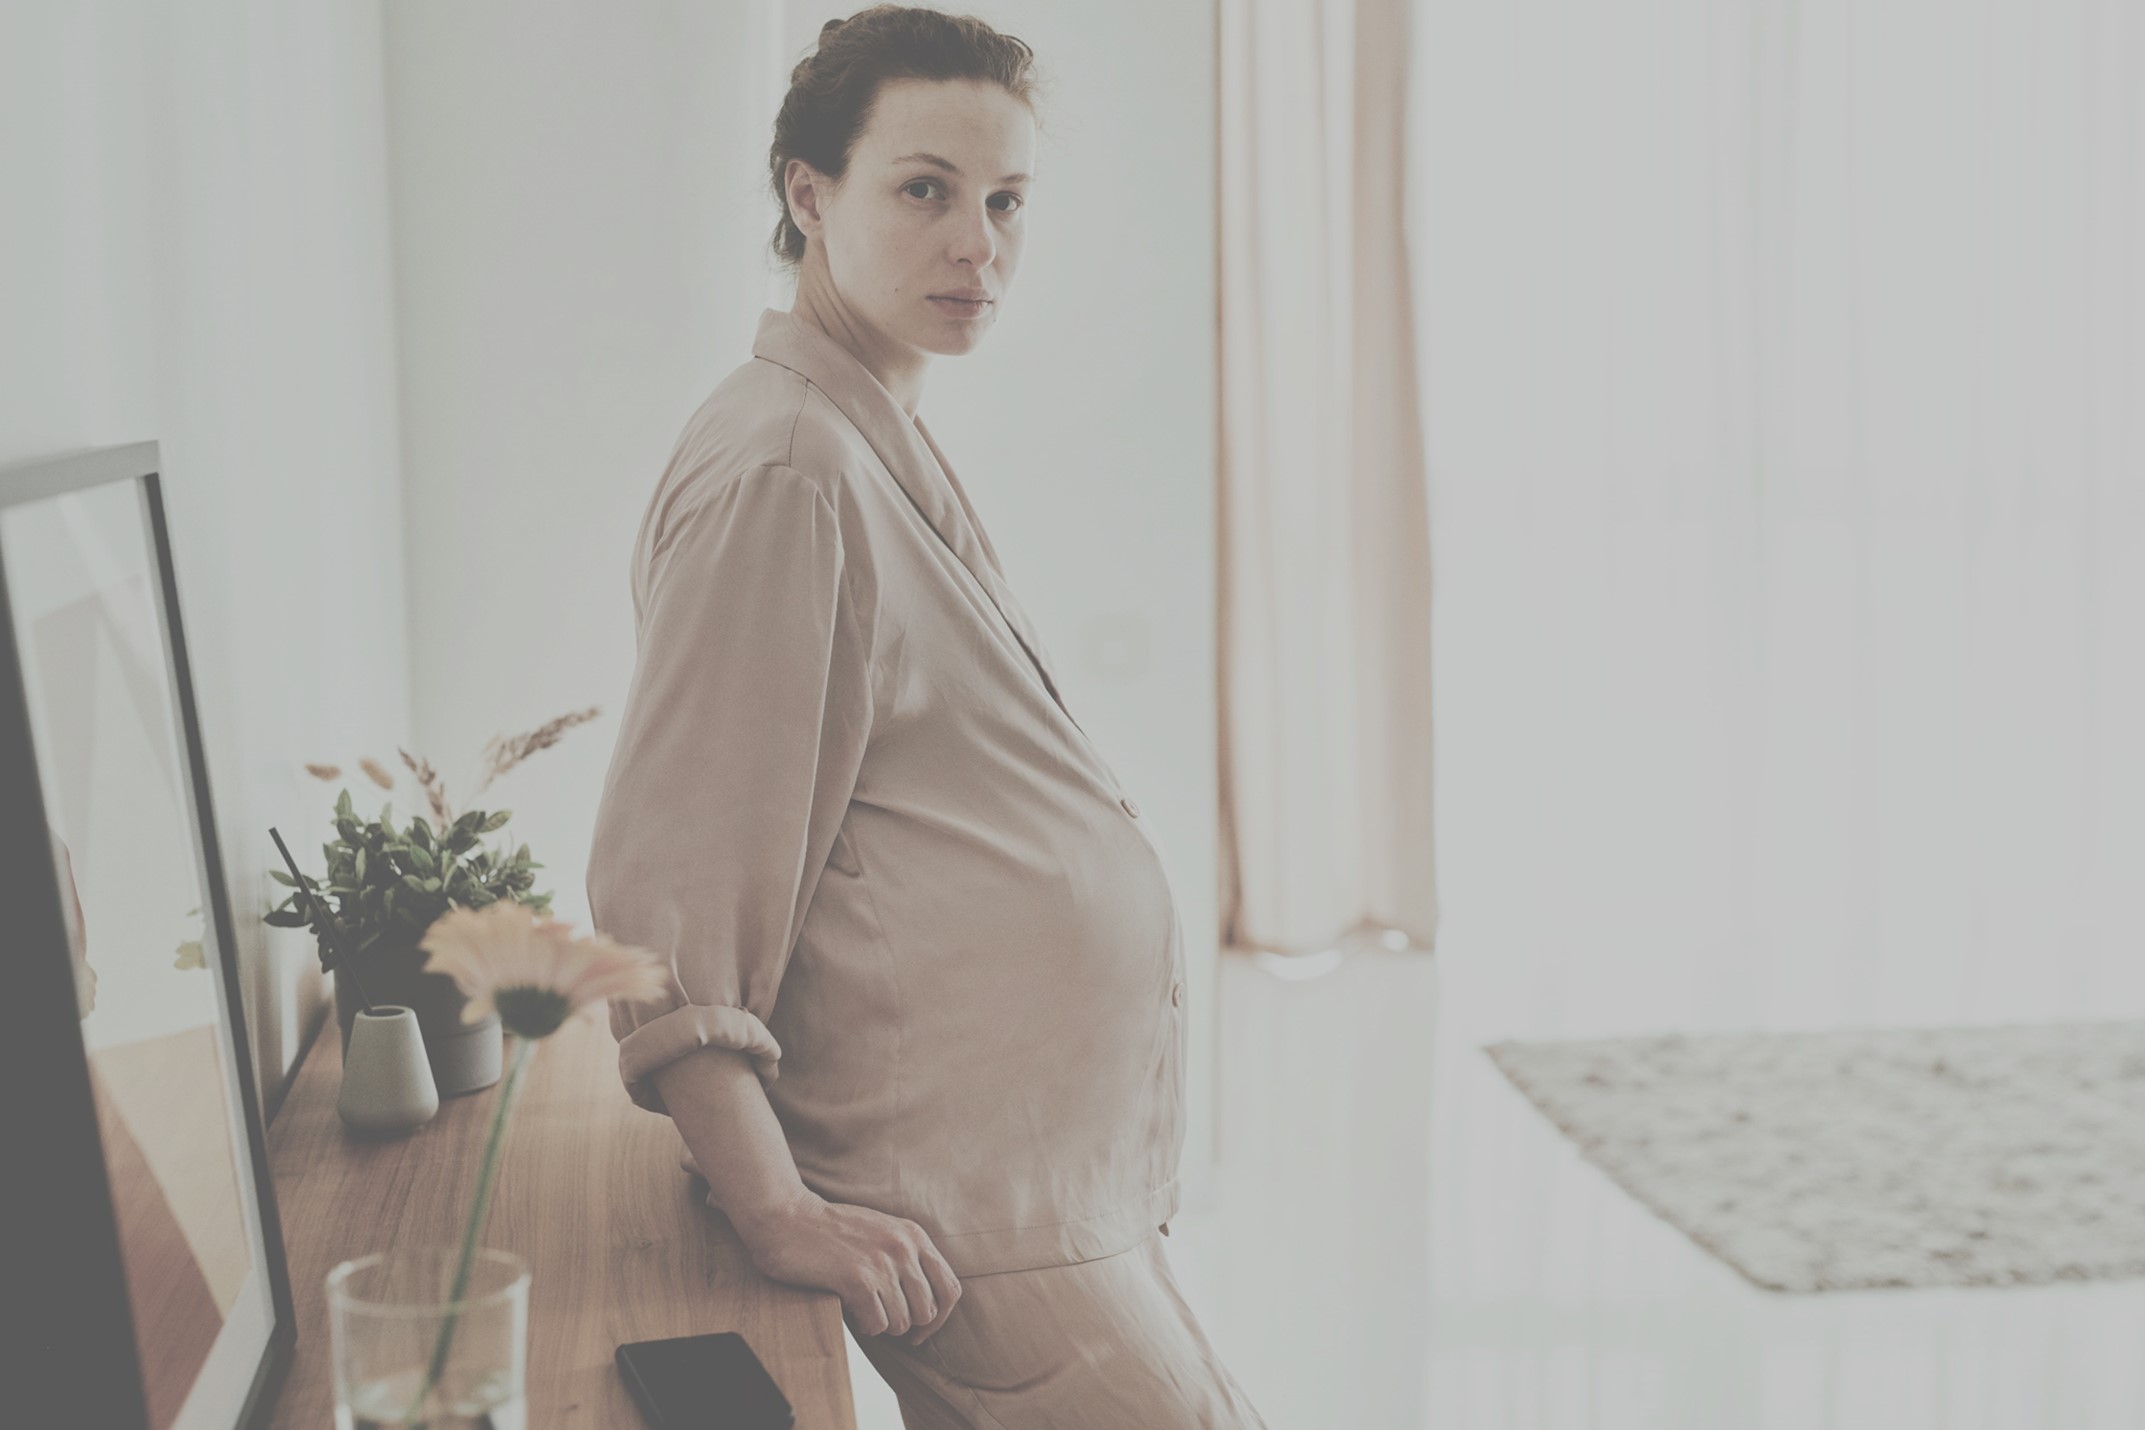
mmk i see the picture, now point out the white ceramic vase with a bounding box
[337,1005,440,1135]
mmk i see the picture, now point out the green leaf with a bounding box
[268,868,296,887]
[335,788,354,819]
[481,810,512,833]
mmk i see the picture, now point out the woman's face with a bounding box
[793,77,1035,358]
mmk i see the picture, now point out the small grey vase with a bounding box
[332,946,502,1096]
[337,1005,440,1135]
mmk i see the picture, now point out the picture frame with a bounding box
[0,441,294,1427]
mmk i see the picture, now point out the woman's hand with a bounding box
[732,1188,962,1344]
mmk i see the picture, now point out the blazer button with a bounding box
[1170,980,1184,1007]
[1121,796,1141,818]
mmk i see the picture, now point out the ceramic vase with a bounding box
[337,1005,440,1135]
[332,940,503,1095]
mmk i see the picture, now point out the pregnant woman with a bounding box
[585,7,1269,1427]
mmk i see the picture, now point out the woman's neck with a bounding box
[789,274,929,417]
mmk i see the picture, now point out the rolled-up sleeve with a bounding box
[587,462,872,1116]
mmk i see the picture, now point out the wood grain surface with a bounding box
[263,1009,855,1427]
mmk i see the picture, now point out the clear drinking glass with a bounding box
[327,1246,530,1429]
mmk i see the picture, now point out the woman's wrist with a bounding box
[725,1183,818,1243]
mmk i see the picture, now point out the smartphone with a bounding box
[615,1331,796,1429]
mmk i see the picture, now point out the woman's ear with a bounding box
[786,158,829,243]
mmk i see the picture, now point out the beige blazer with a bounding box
[586,307,1187,1276]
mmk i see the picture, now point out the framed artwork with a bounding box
[0,442,294,1427]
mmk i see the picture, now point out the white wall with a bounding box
[384,2,1223,1190]
[379,0,789,930]
[2,2,412,1115]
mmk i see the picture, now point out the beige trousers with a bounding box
[850,1230,1272,1429]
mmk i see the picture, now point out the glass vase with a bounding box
[327,1245,529,1428]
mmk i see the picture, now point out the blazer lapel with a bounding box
[750,308,1082,732]
[909,413,1083,734]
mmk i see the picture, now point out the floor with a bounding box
[844,940,2145,1429]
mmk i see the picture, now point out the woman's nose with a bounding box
[948,206,996,268]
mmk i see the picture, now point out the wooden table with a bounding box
[263,1009,855,1427]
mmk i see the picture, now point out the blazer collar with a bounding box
[749,306,1079,728]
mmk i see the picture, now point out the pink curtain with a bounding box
[1216,0,1439,957]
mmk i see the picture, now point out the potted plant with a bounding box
[264,709,598,1096]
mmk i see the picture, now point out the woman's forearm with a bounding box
[648,1046,811,1241]
[650,1044,960,1341]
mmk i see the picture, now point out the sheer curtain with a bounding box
[1410,0,2145,1039]
[1217,0,1441,960]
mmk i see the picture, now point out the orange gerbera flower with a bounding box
[417,899,667,1039]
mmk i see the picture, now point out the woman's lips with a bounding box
[930,296,991,318]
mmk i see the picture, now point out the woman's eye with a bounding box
[902,180,1022,213]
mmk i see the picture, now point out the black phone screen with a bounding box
[615,1331,797,1429]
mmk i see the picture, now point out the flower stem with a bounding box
[401,1034,533,1425]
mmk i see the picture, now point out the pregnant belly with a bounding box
[850,799,1177,1053]
[771,797,1181,1199]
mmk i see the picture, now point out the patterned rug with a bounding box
[1484,1019,2145,1292]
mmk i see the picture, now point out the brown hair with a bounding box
[769,5,1043,270]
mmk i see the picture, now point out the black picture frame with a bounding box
[0,441,294,1427]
